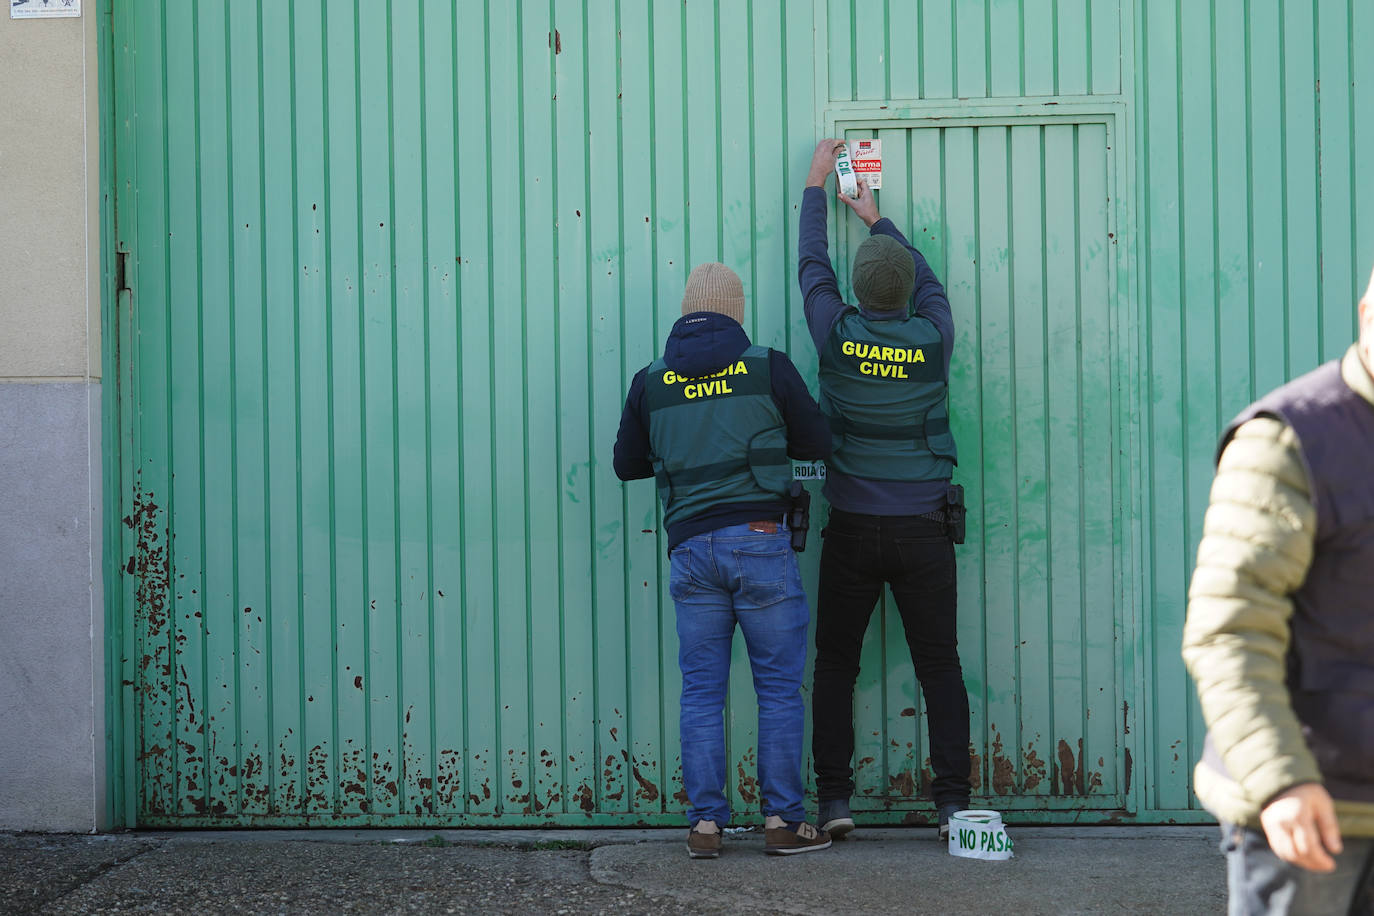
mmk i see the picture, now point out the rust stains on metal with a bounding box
[736,749,758,803]
[1122,700,1130,735]
[1023,745,1046,791]
[673,786,690,805]
[574,783,595,812]
[306,744,330,810]
[967,745,982,791]
[127,484,171,639]
[1052,738,1102,795]
[138,743,168,761]
[1123,747,1133,795]
[631,762,660,803]
[1056,739,1076,794]
[989,728,1015,795]
[130,481,176,816]
[602,751,626,801]
[899,707,916,717]
[435,750,461,808]
[888,770,917,797]
[856,755,876,770]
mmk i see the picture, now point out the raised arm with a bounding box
[798,140,850,355]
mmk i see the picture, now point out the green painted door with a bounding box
[834,118,1127,814]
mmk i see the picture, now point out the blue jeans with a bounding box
[671,522,810,826]
[1222,823,1374,915]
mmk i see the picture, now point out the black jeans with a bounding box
[811,508,971,808]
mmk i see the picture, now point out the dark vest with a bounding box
[644,345,791,530]
[1213,358,1374,803]
[817,309,956,482]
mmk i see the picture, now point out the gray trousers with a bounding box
[1222,823,1374,915]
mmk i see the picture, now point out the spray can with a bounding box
[834,143,859,199]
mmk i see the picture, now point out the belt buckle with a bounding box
[748,520,779,534]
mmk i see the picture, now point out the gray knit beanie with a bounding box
[681,262,745,324]
[851,235,915,312]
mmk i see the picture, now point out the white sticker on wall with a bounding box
[11,0,80,19]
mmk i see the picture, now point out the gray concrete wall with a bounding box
[0,7,105,832]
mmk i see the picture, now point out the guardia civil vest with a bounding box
[818,309,956,482]
[1208,356,1374,803]
[644,345,792,530]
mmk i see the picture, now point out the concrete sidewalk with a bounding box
[1,826,1227,915]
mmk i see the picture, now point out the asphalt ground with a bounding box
[1,826,1227,915]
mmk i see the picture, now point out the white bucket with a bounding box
[947,809,1014,860]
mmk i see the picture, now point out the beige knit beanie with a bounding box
[681,262,745,324]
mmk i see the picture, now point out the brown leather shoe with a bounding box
[687,823,722,859]
[763,820,832,855]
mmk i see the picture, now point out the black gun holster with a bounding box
[945,483,966,545]
[787,481,812,552]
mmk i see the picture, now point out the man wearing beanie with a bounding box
[797,139,972,842]
[613,262,834,857]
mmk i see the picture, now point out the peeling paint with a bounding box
[631,761,660,803]
[1057,739,1076,794]
[1023,745,1046,791]
[736,749,758,804]
[1053,738,1102,795]
[989,728,1015,795]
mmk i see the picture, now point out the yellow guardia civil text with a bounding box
[840,339,925,378]
[661,360,749,399]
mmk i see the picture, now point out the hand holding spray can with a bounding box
[834,142,860,199]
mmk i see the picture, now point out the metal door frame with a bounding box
[822,101,1145,822]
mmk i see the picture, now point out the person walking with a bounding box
[1182,268,1374,914]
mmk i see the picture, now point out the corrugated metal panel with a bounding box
[824,0,1123,101]
[105,0,1374,827]
[113,0,825,826]
[1135,0,1372,815]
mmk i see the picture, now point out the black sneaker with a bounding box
[937,803,966,841]
[764,820,832,855]
[817,798,855,839]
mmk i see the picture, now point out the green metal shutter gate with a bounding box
[104,0,1373,827]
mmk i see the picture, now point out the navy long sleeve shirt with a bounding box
[797,185,955,515]
[614,311,832,548]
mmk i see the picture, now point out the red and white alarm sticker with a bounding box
[847,139,882,190]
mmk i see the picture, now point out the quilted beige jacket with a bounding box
[1182,345,1374,836]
